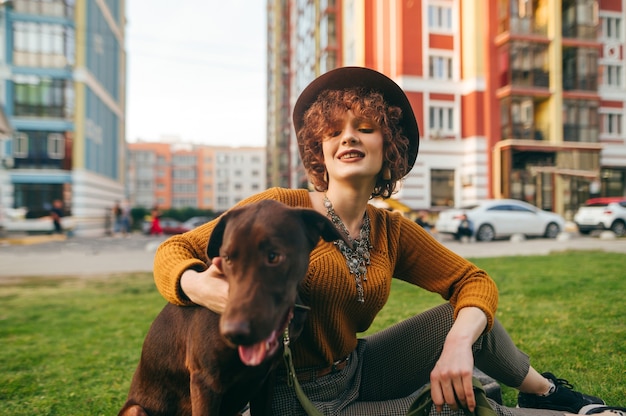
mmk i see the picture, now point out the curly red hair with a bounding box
[297,88,410,198]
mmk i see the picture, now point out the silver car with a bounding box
[435,199,565,242]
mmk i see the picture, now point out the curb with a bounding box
[0,234,67,246]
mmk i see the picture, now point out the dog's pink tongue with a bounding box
[238,342,268,366]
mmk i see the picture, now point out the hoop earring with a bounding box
[382,166,392,181]
[324,170,329,184]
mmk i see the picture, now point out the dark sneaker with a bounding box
[517,372,605,413]
[580,405,626,415]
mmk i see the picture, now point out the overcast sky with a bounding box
[125,1,267,147]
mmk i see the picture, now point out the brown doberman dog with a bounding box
[119,200,346,416]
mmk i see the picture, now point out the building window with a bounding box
[14,133,28,157]
[13,75,74,118]
[500,96,546,141]
[12,0,75,19]
[562,0,598,39]
[429,105,454,135]
[12,21,75,67]
[504,42,550,88]
[428,3,452,32]
[47,133,64,159]
[431,169,454,207]
[11,130,68,169]
[601,16,622,40]
[429,55,453,80]
[562,99,599,142]
[562,47,598,91]
[602,113,623,135]
[601,64,622,87]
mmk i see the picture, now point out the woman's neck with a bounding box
[314,187,370,239]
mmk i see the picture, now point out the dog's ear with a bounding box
[207,212,230,260]
[298,209,350,246]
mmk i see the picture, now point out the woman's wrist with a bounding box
[179,266,228,313]
[180,269,201,304]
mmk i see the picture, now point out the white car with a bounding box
[435,199,565,242]
[573,197,626,237]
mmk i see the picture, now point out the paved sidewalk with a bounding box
[1,232,625,280]
[0,234,167,280]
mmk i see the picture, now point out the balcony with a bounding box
[13,154,66,170]
[13,0,74,18]
[562,22,598,40]
[508,17,547,36]
[509,69,550,88]
[563,124,599,143]
[501,124,548,142]
[562,74,598,91]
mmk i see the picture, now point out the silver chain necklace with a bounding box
[323,194,372,303]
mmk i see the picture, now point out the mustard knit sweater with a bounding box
[153,188,499,368]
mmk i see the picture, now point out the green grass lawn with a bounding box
[1,251,625,415]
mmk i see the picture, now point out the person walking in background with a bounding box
[120,200,132,236]
[50,199,64,234]
[149,204,162,236]
[113,200,132,237]
[113,201,123,236]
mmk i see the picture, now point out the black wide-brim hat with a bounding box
[293,66,420,177]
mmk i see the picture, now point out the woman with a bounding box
[152,67,618,415]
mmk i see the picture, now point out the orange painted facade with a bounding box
[461,91,486,138]
[270,0,626,212]
[358,1,623,212]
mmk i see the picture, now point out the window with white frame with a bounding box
[602,112,623,135]
[428,3,453,32]
[601,64,622,87]
[601,16,622,40]
[429,105,455,135]
[47,133,64,159]
[429,55,453,80]
[13,133,28,157]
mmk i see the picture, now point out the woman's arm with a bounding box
[152,223,217,305]
[152,188,305,306]
[390,215,496,412]
[429,306,488,413]
[180,258,229,313]
[392,215,499,330]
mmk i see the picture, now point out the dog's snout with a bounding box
[221,320,252,344]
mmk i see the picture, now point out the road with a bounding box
[1,232,626,280]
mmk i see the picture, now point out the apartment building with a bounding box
[266,0,626,217]
[127,141,266,212]
[0,0,126,235]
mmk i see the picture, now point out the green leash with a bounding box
[406,377,498,416]
[283,327,324,416]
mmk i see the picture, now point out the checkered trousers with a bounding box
[270,303,565,416]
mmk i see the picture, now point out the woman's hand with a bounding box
[429,307,487,413]
[180,257,229,313]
